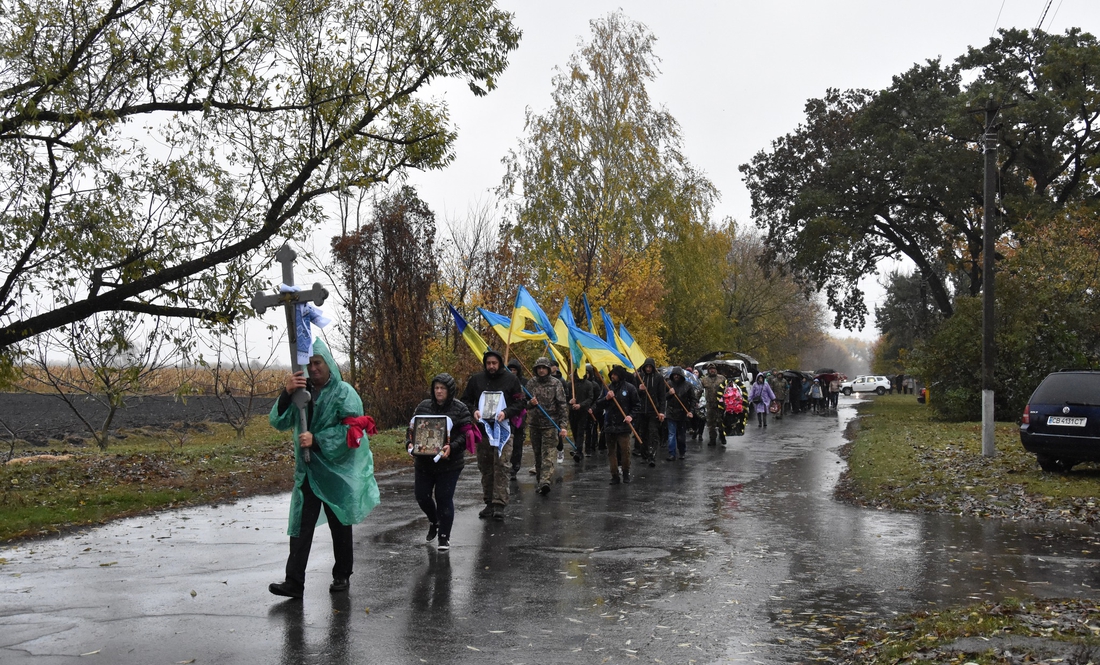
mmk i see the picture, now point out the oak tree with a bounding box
[742,28,1100,329]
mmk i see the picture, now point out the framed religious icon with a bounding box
[479,391,504,420]
[410,415,449,457]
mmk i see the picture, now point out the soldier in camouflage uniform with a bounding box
[699,363,724,446]
[526,357,569,495]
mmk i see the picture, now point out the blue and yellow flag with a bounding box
[552,298,587,378]
[617,323,647,369]
[479,307,549,343]
[544,340,570,376]
[567,328,587,379]
[552,297,577,349]
[568,324,633,375]
[448,304,489,359]
[511,286,557,344]
[581,294,595,334]
[599,307,617,347]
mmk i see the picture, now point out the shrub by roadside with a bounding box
[835,395,1100,525]
[0,419,409,542]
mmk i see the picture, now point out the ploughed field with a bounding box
[0,393,277,445]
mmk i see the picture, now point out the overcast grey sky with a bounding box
[397,0,1100,339]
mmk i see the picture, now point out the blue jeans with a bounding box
[667,419,687,457]
[414,465,462,539]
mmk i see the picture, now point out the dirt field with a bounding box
[0,392,277,444]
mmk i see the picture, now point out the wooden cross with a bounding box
[251,245,329,462]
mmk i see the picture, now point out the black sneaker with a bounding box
[622,471,631,484]
[478,505,493,519]
[666,455,675,462]
[648,458,656,467]
[269,580,303,599]
[538,484,551,495]
[329,577,349,593]
[426,522,438,542]
[609,475,621,485]
[437,535,450,551]
[491,506,505,521]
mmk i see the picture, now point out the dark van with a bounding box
[1020,371,1100,472]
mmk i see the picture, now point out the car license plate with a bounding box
[1047,416,1087,427]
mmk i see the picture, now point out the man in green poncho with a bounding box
[268,339,379,598]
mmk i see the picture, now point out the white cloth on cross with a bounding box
[280,284,332,365]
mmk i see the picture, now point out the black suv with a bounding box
[1020,371,1100,472]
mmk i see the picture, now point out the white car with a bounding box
[840,375,892,396]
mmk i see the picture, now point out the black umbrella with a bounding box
[780,370,801,379]
[813,368,837,375]
[693,350,734,365]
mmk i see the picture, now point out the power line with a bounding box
[1048,0,1067,30]
[1036,0,1055,31]
[992,0,1008,38]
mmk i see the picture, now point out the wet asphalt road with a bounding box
[2,398,1100,664]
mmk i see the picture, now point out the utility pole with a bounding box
[969,95,1015,458]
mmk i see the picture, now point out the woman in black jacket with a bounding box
[408,373,472,551]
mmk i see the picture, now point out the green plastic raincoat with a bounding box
[269,339,380,536]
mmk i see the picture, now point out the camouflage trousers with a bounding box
[477,437,513,507]
[529,426,559,488]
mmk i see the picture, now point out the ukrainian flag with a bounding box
[567,327,587,379]
[552,298,587,378]
[581,294,595,333]
[448,304,489,359]
[553,297,578,348]
[568,324,633,375]
[545,341,570,376]
[478,307,549,343]
[511,286,557,344]
[617,323,648,369]
[599,307,617,346]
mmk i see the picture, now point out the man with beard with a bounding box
[526,357,569,495]
[634,358,666,467]
[461,350,527,521]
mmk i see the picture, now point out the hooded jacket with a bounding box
[270,338,380,537]
[665,367,694,421]
[595,366,640,434]
[636,358,667,416]
[460,350,527,427]
[412,373,472,475]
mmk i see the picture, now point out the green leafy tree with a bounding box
[741,28,1100,329]
[0,0,519,355]
[872,269,946,373]
[913,207,1100,421]
[499,11,715,339]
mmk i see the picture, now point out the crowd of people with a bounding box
[263,345,850,597]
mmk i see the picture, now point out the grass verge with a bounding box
[0,419,409,542]
[836,395,1100,524]
[819,598,1100,664]
[825,399,1100,663]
